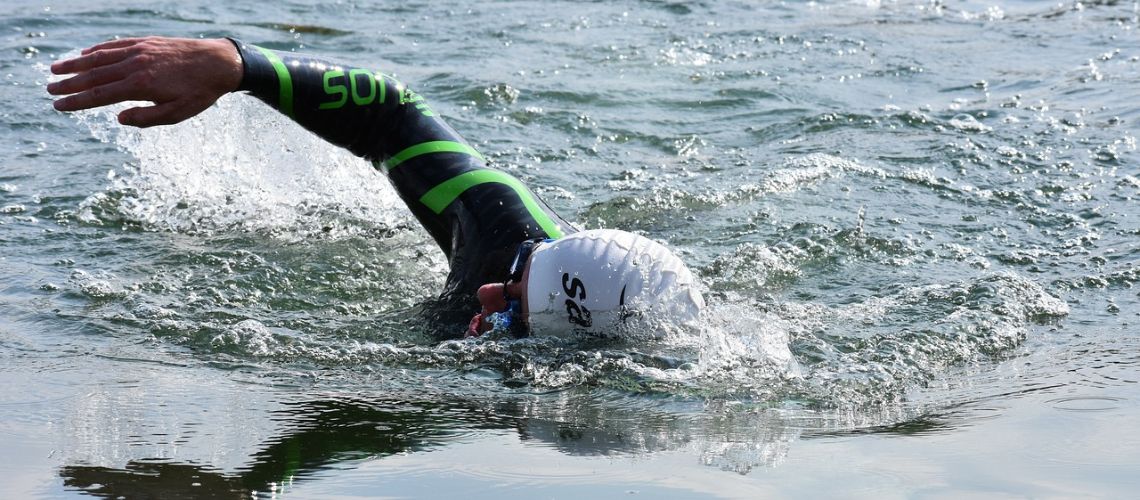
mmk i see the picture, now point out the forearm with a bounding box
[229,39,477,165]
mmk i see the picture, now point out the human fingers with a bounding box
[47,61,131,96]
[52,79,147,112]
[51,46,133,75]
[118,99,206,128]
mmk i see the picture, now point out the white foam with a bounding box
[70,94,406,240]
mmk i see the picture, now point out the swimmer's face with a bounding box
[471,280,525,334]
[466,242,539,337]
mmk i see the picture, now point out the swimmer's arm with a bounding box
[229,39,463,163]
[47,37,242,127]
[49,36,469,164]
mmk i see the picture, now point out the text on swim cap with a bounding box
[562,273,592,328]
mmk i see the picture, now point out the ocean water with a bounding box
[2,0,1138,498]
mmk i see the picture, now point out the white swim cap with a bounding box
[524,229,704,337]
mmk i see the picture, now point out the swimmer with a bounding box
[47,36,704,338]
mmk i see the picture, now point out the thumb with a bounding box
[118,99,206,128]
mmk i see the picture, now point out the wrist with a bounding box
[207,38,244,93]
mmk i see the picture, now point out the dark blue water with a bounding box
[2,1,1138,498]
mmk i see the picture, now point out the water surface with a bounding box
[2,0,1138,498]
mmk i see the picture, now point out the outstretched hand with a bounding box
[47,37,243,128]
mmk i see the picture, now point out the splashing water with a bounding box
[46,69,1074,412]
[16,2,1135,491]
[71,93,405,240]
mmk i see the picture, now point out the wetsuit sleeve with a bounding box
[229,38,456,162]
[228,39,575,301]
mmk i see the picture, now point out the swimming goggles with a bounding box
[506,237,546,286]
[495,238,548,330]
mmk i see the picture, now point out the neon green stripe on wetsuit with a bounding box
[228,39,575,306]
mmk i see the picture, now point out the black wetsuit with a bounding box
[230,40,575,324]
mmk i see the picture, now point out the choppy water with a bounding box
[2,0,1138,497]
